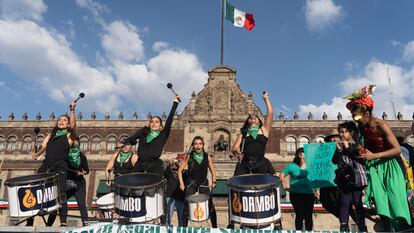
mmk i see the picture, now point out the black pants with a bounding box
[233,158,275,176]
[134,159,164,177]
[339,187,365,228]
[60,178,89,225]
[26,161,68,226]
[320,186,358,224]
[290,193,315,231]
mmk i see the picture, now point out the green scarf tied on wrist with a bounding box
[119,151,132,168]
[68,146,81,168]
[193,151,204,164]
[52,129,68,141]
[146,130,160,143]
[247,125,260,140]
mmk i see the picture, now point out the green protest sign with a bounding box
[304,142,337,189]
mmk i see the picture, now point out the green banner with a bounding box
[65,223,339,233]
[304,142,337,189]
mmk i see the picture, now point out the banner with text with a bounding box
[304,142,337,189]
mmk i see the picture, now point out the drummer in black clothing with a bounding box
[121,95,180,177]
[28,100,77,226]
[178,136,218,227]
[232,91,275,175]
[61,136,89,226]
[105,143,137,186]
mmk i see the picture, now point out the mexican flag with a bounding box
[225,1,255,31]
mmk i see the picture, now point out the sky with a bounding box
[0,0,414,120]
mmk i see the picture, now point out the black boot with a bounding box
[340,223,349,232]
[358,225,367,232]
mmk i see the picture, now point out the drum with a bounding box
[5,173,60,218]
[113,173,165,223]
[186,194,209,222]
[228,174,281,227]
[96,192,115,220]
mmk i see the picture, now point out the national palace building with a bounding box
[0,65,413,228]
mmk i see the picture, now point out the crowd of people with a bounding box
[24,87,414,232]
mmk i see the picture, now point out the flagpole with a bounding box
[221,0,225,65]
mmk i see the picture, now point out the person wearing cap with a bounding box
[319,129,341,218]
[105,143,138,186]
[346,85,411,231]
[164,154,186,226]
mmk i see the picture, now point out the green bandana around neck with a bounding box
[146,130,160,143]
[247,125,260,140]
[68,146,81,168]
[193,151,204,164]
[52,129,68,141]
[119,151,132,168]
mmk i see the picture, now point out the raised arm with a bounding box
[122,128,145,146]
[163,97,180,137]
[177,158,188,191]
[33,133,51,160]
[208,156,217,188]
[262,91,273,135]
[69,100,76,131]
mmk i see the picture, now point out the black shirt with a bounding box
[113,152,134,176]
[242,134,267,164]
[164,165,185,201]
[124,102,178,162]
[188,152,209,186]
[44,134,70,168]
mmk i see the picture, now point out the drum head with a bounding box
[228,174,280,190]
[186,194,209,203]
[96,192,114,206]
[114,173,164,197]
[5,173,57,187]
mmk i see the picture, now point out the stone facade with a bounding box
[0,65,413,229]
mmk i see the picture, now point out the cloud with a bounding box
[0,0,47,22]
[299,60,414,119]
[75,0,109,25]
[305,0,344,32]
[102,20,145,64]
[152,41,170,52]
[403,41,414,62]
[0,0,207,114]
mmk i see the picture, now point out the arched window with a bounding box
[80,136,89,151]
[107,135,117,151]
[91,135,101,151]
[299,136,310,148]
[286,136,297,153]
[120,135,128,143]
[316,136,325,144]
[35,135,44,149]
[0,136,5,151]
[6,136,17,151]
[22,136,33,152]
